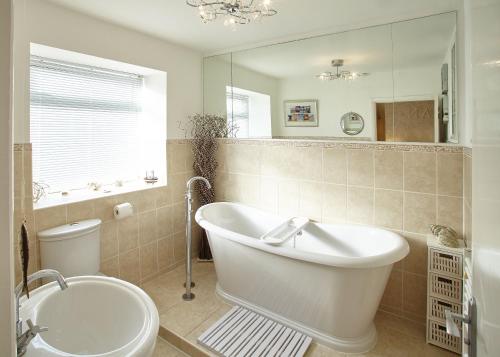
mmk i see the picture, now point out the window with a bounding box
[30,53,166,204]
[226,86,272,138]
[227,89,250,138]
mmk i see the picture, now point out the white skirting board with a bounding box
[198,306,312,357]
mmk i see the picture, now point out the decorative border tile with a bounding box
[167,138,192,144]
[13,143,32,152]
[463,146,472,156]
[218,138,464,153]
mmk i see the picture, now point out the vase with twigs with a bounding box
[180,114,238,260]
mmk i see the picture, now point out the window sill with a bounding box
[33,178,166,210]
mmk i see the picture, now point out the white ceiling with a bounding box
[45,0,462,53]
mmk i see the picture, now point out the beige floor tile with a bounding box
[146,262,453,357]
[154,337,189,357]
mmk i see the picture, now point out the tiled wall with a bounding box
[463,147,472,246]
[215,139,464,324]
[12,140,198,286]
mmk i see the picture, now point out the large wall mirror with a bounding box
[203,12,457,143]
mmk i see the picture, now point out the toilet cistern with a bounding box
[183,176,211,301]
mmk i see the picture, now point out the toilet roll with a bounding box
[113,202,134,220]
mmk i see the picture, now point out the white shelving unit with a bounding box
[426,236,465,354]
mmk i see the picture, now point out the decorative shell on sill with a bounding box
[429,224,460,248]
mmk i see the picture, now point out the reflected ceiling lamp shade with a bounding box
[186,0,277,26]
[316,59,369,81]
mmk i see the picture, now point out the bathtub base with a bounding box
[215,283,378,354]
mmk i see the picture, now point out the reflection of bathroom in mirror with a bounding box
[203,12,457,143]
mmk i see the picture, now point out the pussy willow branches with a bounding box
[180,114,238,205]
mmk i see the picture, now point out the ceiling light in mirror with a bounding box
[316,59,369,81]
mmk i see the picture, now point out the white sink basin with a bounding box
[20,276,159,357]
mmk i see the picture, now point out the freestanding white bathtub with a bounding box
[195,202,409,353]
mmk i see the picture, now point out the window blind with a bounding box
[30,56,145,192]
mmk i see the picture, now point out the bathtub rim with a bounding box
[196,202,409,269]
[215,283,378,353]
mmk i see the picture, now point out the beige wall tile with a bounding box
[299,181,322,220]
[278,180,300,217]
[464,202,472,246]
[23,151,33,199]
[464,153,472,207]
[155,186,172,208]
[437,195,463,236]
[67,200,95,223]
[100,221,118,261]
[169,172,189,204]
[168,142,187,174]
[157,206,174,238]
[172,203,185,234]
[23,198,36,239]
[158,237,174,270]
[140,242,159,279]
[402,233,427,275]
[34,205,67,233]
[380,270,403,311]
[119,248,140,284]
[225,174,260,207]
[260,177,278,214]
[374,151,403,190]
[214,171,228,202]
[403,192,436,234]
[225,144,260,175]
[437,153,463,196]
[347,186,374,224]
[323,148,347,185]
[94,196,117,222]
[216,142,227,173]
[118,215,139,253]
[261,145,322,181]
[374,189,403,230]
[14,150,23,199]
[260,145,293,178]
[322,184,347,223]
[402,272,427,320]
[348,149,374,187]
[139,210,157,246]
[404,152,436,194]
[173,232,186,263]
[134,189,158,213]
[101,256,119,278]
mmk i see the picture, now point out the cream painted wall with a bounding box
[0,0,15,355]
[13,0,203,143]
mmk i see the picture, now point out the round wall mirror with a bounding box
[340,112,364,135]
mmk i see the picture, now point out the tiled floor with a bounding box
[154,337,189,356]
[144,262,456,357]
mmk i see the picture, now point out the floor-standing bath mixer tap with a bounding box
[183,176,211,301]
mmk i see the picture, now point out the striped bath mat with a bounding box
[197,306,312,357]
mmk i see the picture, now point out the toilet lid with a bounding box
[38,219,102,241]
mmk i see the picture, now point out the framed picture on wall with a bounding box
[284,100,318,127]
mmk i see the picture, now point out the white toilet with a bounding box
[38,219,102,277]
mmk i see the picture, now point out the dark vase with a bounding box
[198,229,213,261]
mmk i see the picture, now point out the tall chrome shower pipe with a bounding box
[183,176,211,301]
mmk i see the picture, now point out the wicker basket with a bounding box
[428,296,462,322]
[429,273,462,302]
[427,319,462,354]
[429,248,463,278]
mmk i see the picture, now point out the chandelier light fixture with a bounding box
[316,59,369,81]
[186,0,278,26]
